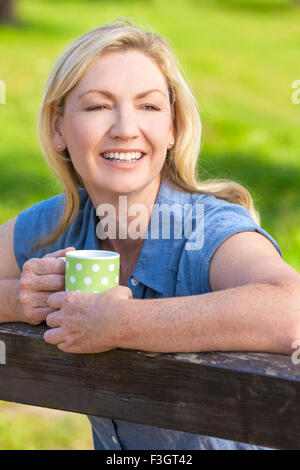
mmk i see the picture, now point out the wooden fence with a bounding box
[0,322,299,449]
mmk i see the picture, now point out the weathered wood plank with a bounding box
[0,322,299,449]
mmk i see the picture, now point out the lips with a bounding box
[100,152,145,160]
[99,153,146,168]
[100,149,146,155]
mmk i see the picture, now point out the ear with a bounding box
[50,107,66,151]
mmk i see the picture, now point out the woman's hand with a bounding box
[44,285,133,353]
[18,247,76,325]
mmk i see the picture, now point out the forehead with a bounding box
[74,49,169,96]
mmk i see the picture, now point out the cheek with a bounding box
[141,114,171,146]
[63,114,101,151]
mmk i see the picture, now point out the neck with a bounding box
[86,176,162,254]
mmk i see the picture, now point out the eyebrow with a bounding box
[78,88,167,99]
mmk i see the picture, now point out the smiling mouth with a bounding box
[100,152,146,163]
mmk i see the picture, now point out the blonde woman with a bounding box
[1,18,300,450]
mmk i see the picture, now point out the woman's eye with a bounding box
[86,105,160,111]
[143,105,160,111]
[86,105,107,111]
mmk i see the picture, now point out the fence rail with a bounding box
[0,322,299,449]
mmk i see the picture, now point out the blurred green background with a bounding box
[0,0,300,450]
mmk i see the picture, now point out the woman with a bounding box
[1,18,299,450]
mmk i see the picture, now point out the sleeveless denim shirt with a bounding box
[14,178,281,450]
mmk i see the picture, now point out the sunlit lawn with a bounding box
[0,0,300,449]
[0,401,93,450]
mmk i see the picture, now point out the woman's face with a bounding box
[52,49,174,198]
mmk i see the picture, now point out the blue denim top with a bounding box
[14,178,281,450]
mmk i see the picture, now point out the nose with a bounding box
[109,106,139,141]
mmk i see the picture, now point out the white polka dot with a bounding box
[84,277,92,285]
[115,275,119,283]
[76,263,82,271]
[92,264,100,272]
[93,291,99,293]
[66,261,70,269]
[109,263,115,271]
[65,288,69,292]
[101,277,109,285]
[70,275,76,284]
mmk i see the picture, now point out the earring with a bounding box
[57,144,63,150]
[169,141,174,147]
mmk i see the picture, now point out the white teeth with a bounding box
[102,151,143,161]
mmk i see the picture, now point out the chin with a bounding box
[114,185,141,195]
[100,181,141,196]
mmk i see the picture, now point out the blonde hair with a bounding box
[35,17,260,251]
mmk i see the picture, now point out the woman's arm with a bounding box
[0,218,23,322]
[115,232,300,355]
[0,279,23,322]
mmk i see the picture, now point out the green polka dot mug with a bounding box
[59,250,120,293]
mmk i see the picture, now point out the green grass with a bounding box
[0,401,93,450]
[0,0,300,449]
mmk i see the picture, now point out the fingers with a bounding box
[23,257,65,276]
[23,247,75,275]
[19,250,75,326]
[39,247,76,273]
[36,274,65,291]
[43,247,76,259]
[46,311,63,328]
[31,291,61,308]
[47,291,67,309]
[44,327,65,345]
[39,306,58,316]
[22,247,75,278]
[21,306,58,325]
[20,273,65,292]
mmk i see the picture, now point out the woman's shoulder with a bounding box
[160,179,251,216]
[14,187,91,237]
[16,187,89,218]
[13,187,91,270]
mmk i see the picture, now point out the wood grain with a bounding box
[0,322,299,449]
